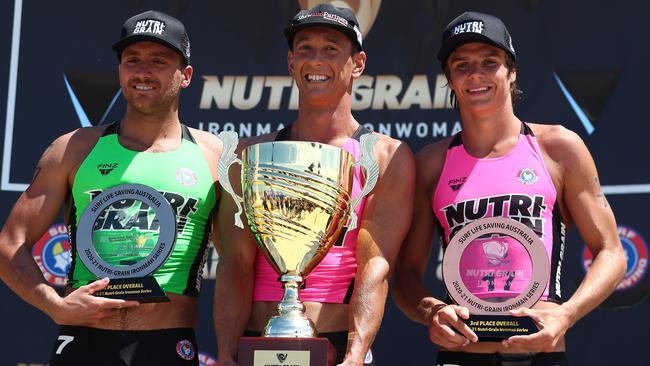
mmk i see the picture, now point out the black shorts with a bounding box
[436,351,568,366]
[50,325,199,366]
[244,330,376,365]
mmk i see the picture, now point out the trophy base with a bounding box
[93,277,169,303]
[465,314,538,342]
[238,337,336,366]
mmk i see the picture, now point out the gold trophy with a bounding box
[217,131,378,365]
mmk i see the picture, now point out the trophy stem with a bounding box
[263,273,318,338]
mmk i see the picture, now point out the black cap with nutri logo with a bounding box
[437,11,516,68]
[112,10,191,65]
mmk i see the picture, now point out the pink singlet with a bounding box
[433,123,565,302]
[252,126,371,303]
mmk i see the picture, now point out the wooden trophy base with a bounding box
[238,337,336,366]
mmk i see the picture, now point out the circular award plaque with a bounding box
[442,217,550,314]
[76,184,176,301]
[442,217,550,340]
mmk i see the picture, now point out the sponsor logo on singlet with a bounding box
[86,189,199,234]
[517,167,538,185]
[442,194,548,239]
[176,168,198,186]
[176,340,195,360]
[97,162,118,176]
[32,224,71,286]
[448,176,467,192]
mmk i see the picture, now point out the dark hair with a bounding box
[445,55,522,110]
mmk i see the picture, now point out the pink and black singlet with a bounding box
[433,123,566,303]
[252,125,372,304]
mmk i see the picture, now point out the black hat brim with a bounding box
[437,32,515,66]
[112,35,189,65]
[284,21,362,51]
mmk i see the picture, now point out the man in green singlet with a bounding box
[0,10,223,366]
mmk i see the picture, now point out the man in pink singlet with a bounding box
[392,11,626,366]
[214,4,415,366]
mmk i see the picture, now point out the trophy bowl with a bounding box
[244,141,355,337]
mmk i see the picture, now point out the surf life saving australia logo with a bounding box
[32,224,71,286]
[176,340,195,361]
[517,167,538,185]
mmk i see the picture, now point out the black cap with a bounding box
[112,10,191,65]
[284,3,363,51]
[437,11,515,67]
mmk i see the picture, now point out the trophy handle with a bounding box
[217,131,245,228]
[347,133,380,231]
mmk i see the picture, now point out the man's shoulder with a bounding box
[528,123,584,158]
[60,125,104,141]
[55,126,105,157]
[415,136,453,164]
[411,136,454,186]
[186,127,223,153]
[369,131,413,160]
[35,126,105,172]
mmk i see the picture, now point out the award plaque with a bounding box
[76,183,176,303]
[218,131,379,366]
[442,217,549,341]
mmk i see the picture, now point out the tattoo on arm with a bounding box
[31,167,42,183]
[593,177,609,208]
[10,264,29,284]
[31,142,54,184]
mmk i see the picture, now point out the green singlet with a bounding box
[68,122,217,296]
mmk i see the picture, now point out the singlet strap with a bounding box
[181,124,196,143]
[275,125,293,141]
[101,121,119,136]
[351,125,372,141]
[521,121,535,136]
[448,133,463,149]
[448,122,534,150]
[100,121,196,143]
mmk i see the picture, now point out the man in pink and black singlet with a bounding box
[214,4,415,366]
[393,11,627,366]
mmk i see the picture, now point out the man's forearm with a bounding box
[393,271,446,325]
[0,243,60,318]
[214,272,253,363]
[561,245,626,326]
[345,261,389,364]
